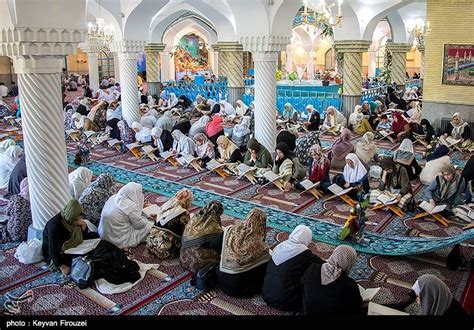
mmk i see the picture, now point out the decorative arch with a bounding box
[157,15,218,45]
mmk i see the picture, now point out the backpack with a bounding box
[71,256,95,289]
[191,261,218,293]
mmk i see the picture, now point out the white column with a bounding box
[118,52,140,125]
[253,52,278,153]
[368,45,377,77]
[306,51,314,79]
[212,50,219,75]
[113,52,120,83]
[160,49,173,82]
[87,52,99,90]
[13,56,70,232]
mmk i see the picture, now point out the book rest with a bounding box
[371,203,404,217]
[410,212,449,227]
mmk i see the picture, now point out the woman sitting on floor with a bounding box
[140,113,157,129]
[302,105,320,131]
[262,225,323,312]
[294,131,321,166]
[171,130,196,157]
[78,173,116,226]
[354,132,377,165]
[276,127,298,152]
[2,178,31,243]
[68,167,93,200]
[99,182,154,249]
[420,145,450,186]
[369,157,413,211]
[188,115,211,139]
[301,245,362,315]
[333,153,369,199]
[155,111,174,132]
[217,208,270,298]
[219,100,236,121]
[151,127,173,156]
[231,116,251,148]
[180,201,224,273]
[0,139,15,155]
[281,103,298,125]
[422,164,465,212]
[349,105,374,135]
[419,119,435,146]
[216,136,243,174]
[244,138,273,177]
[271,142,294,191]
[194,133,215,165]
[235,100,250,118]
[43,199,98,275]
[147,189,194,259]
[320,106,346,135]
[117,120,135,145]
[206,114,225,146]
[306,144,331,193]
[171,114,192,135]
[393,139,422,181]
[329,128,354,171]
[440,112,472,150]
[131,122,152,144]
[404,101,422,125]
[391,112,408,139]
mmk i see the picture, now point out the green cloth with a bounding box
[244,139,273,169]
[61,199,84,252]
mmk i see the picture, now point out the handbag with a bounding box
[71,256,95,289]
[191,261,218,293]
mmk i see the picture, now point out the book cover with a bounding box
[143,204,160,218]
[64,238,101,255]
[358,285,380,302]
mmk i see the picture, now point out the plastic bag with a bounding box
[14,238,43,264]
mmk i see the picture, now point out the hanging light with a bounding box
[299,0,344,29]
[87,0,114,47]
[407,3,430,48]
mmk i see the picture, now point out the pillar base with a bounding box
[147,82,163,97]
[227,87,245,106]
[342,95,362,117]
[27,225,43,241]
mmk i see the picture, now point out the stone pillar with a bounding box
[78,42,101,90]
[386,43,412,89]
[113,52,120,83]
[144,43,166,96]
[417,45,425,81]
[111,40,147,125]
[334,41,371,117]
[215,42,245,105]
[13,56,71,233]
[368,44,377,77]
[159,48,171,82]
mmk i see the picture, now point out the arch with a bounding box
[325,48,335,69]
[162,19,216,48]
[270,0,304,37]
[154,14,218,45]
[293,26,313,52]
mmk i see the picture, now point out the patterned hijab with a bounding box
[450,112,468,139]
[217,136,238,160]
[181,201,224,249]
[60,199,84,252]
[19,177,29,201]
[438,163,462,202]
[321,245,357,285]
[332,128,352,159]
[413,274,453,315]
[158,188,194,226]
[272,225,312,266]
[220,208,270,274]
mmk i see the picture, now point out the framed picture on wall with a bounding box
[442,44,474,86]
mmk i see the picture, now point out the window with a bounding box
[325,48,335,70]
[98,50,114,79]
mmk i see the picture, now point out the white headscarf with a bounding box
[272,225,312,266]
[114,182,144,216]
[451,112,468,139]
[69,167,93,199]
[219,100,236,116]
[168,93,178,108]
[320,245,357,285]
[151,127,164,153]
[172,130,196,156]
[132,122,152,143]
[147,95,155,106]
[155,111,174,131]
[343,153,367,183]
[399,138,414,153]
[0,145,22,189]
[189,115,211,138]
[0,139,16,155]
[106,108,122,121]
[235,100,249,117]
[232,116,251,138]
[207,99,216,109]
[140,115,157,129]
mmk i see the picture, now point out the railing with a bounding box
[360,85,388,103]
[165,81,228,102]
[405,78,422,89]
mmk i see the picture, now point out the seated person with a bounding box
[217,208,270,298]
[262,225,323,312]
[147,189,194,259]
[216,136,243,174]
[131,122,152,144]
[370,157,413,211]
[219,100,237,121]
[329,128,353,170]
[0,146,23,190]
[393,139,422,180]
[67,79,78,91]
[140,114,157,129]
[206,114,225,146]
[391,112,408,139]
[98,182,154,249]
[375,114,392,137]
[194,133,215,165]
[422,164,465,212]
[79,173,116,226]
[171,130,196,157]
[151,127,173,156]
[320,106,346,135]
[420,146,450,185]
[235,100,250,118]
[43,199,97,275]
[2,178,31,243]
[403,101,422,125]
[301,245,363,315]
[419,119,435,145]
[244,138,273,177]
[7,153,27,196]
[171,114,192,135]
[305,144,331,193]
[180,201,224,273]
[155,111,174,132]
[281,103,298,125]
[332,153,369,199]
[68,167,93,200]
[440,112,471,149]
[271,142,294,191]
[231,116,251,148]
[294,131,321,166]
[354,132,377,165]
[303,105,320,131]
[349,105,374,135]
[189,115,211,139]
[177,95,193,111]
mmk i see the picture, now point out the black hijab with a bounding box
[275,142,290,168]
[462,155,474,183]
[7,154,27,195]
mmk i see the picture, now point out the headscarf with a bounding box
[309,144,330,182]
[18,177,29,201]
[78,173,115,224]
[172,130,195,156]
[283,103,297,121]
[60,199,84,252]
[320,245,357,285]
[168,93,178,108]
[206,114,224,137]
[450,112,468,139]
[147,95,155,106]
[235,100,249,116]
[181,201,224,249]
[272,225,312,266]
[275,142,290,168]
[194,133,215,159]
[391,112,407,134]
[247,138,261,152]
[69,167,93,199]
[394,139,415,165]
[217,135,238,160]
[219,100,236,116]
[355,132,377,164]
[158,188,194,226]
[438,163,462,202]
[332,128,352,159]
[0,139,15,155]
[220,208,270,274]
[189,115,211,138]
[132,122,151,143]
[427,145,449,162]
[343,153,367,183]
[155,111,174,131]
[114,182,144,216]
[151,127,164,153]
[349,105,363,126]
[140,115,157,129]
[324,106,342,127]
[409,102,422,124]
[413,274,453,315]
[232,116,251,138]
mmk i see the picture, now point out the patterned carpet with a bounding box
[0,116,473,316]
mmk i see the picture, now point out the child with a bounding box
[375,114,392,138]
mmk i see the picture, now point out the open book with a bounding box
[126,142,142,150]
[84,131,98,139]
[0,133,9,140]
[377,193,398,205]
[367,302,409,316]
[143,204,160,218]
[64,238,101,255]
[445,136,462,147]
[177,154,199,166]
[327,183,353,196]
[237,163,256,176]
[96,134,110,144]
[107,139,122,147]
[263,171,281,183]
[379,130,394,137]
[65,129,79,136]
[419,201,447,215]
[160,150,175,160]
[157,206,186,226]
[142,145,157,155]
[207,159,225,171]
[299,179,320,191]
[358,285,380,302]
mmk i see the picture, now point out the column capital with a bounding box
[12,55,65,74]
[417,45,425,53]
[333,40,372,53]
[252,51,279,62]
[239,35,290,52]
[385,42,412,53]
[109,40,147,54]
[144,43,167,53]
[215,42,243,52]
[0,27,86,57]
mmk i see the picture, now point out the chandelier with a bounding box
[298,0,343,36]
[407,21,431,48]
[87,0,114,47]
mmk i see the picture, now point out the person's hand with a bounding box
[396,195,402,203]
[76,218,87,231]
[217,158,224,163]
[250,153,257,162]
[429,199,436,208]
[150,214,157,221]
[60,265,71,275]
[344,182,350,189]
[444,133,448,137]
[284,182,292,192]
[382,170,388,181]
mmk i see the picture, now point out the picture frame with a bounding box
[442,44,474,86]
